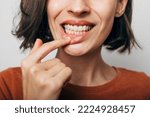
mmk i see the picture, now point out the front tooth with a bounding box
[67,25,71,30]
[74,26,78,31]
[83,26,87,31]
[66,25,70,30]
[78,26,82,31]
[70,25,73,31]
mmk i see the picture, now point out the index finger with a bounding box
[30,39,43,54]
[28,39,71,63]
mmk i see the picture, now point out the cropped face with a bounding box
[47,0,127,56]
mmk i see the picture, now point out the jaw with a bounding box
[50,18,106,56]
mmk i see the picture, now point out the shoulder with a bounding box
[113,68,150,100]
[0,67,23,100]
[116,67,150,99]
[117,67,150,81]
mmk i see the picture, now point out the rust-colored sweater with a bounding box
[0,67,150,100]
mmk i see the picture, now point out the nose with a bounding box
[67,0,91,17]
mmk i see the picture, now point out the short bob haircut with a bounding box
[13,0,140,53]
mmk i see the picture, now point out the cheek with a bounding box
[47,0,68,20]
[90,2,117,48]
[47,0,61,21]
[93,1,117,35]
[91,0,117,21]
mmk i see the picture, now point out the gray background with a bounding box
[0,0,150,75]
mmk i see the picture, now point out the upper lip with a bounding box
[60,20,96,26]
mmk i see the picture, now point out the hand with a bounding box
[21,39,72,100]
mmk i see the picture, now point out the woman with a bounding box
[0,0,150,100]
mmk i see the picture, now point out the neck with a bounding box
[56,48,116,86]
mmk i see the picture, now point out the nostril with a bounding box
[68,9,90,17]
[81,11,89,16]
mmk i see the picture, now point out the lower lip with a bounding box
[60,27,89,44]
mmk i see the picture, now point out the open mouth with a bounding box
[61,21,95,36]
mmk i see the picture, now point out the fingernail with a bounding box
[36,38,41,43]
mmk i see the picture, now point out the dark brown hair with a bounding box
[13,0,140,53]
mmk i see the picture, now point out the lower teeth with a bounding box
[64,29,90,35]
[66,31,84,35]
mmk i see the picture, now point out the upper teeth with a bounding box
[64,24,92,32]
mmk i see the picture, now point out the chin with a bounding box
[64,44,89,56]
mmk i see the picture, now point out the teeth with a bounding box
[64,24,92,34]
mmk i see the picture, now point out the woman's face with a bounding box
[47,0,127,56]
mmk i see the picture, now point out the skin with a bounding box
[22,0,128,99]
